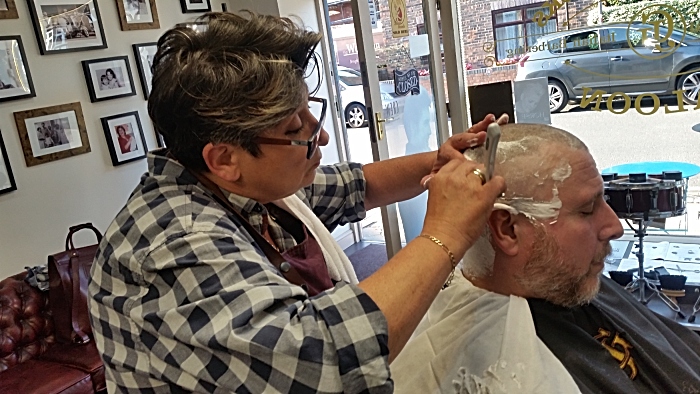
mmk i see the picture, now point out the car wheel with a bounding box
[679,69,700,105]
[345,103,367,128]
[548,80,568,113]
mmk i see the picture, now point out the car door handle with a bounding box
[610,56,623,61]
[564,59,575,64]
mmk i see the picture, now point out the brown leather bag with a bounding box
[48,223,102,344]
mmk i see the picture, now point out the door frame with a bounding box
[347,0,452,258]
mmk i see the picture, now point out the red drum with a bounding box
[603,172,687,219]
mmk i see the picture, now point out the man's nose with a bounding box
[600,200,624,241]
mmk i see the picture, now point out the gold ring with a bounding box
[473,168,486,185]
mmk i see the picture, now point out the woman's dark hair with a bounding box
[105,68,116,78]
[148,11,322,171]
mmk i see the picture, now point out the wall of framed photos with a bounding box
[0,0,308,278]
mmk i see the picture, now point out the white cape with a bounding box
[390,273,581,394]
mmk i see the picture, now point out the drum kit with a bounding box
[603,171,689,314]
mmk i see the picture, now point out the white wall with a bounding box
[227,0,279,15]
[0,3,227,278]
[0,1,351,278]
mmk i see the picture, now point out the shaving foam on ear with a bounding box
[493,192,562,221]
[493,203,518,215]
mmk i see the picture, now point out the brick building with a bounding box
[329,0,596,86]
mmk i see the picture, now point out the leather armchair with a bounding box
[0,272,105,393]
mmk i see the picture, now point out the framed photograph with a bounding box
[0,36,36,103]
[116,0,159,31]
[0,0,19,19]
[180,0,211,13]
[27,0,107,55]
[0,130,17,195]
[13,102,91,167]
[101,111,147,166]
[132,42,157,99]
[82,56,136,102]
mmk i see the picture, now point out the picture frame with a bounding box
[115,0,159,31]
[101,111,148,166]
[0,36,36,103]
[180,0,211,13]
[132,42,157,99]
[82,56,136,102]
[0,0,19,19]
[27,0,107,55]
[13,102,91,167]
[0,130,17,195]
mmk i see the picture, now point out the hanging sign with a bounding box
[394,69,420,96]
[368,0,377,29]
[389,0,408,38]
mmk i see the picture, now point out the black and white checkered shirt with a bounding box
[88,151,392,393]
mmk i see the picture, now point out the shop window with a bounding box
[492,5,557,61]
[416,21,444,71]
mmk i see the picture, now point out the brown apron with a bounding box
[280,226,333,297]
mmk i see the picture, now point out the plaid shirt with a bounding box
[88,151,392,393]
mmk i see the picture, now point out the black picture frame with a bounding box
[0,36,36,103]
[27,0,108,55]
[180,0,211,13]
[132,42,157,99]
[101,111,148,166]
[82,56,137,103]
[0,130,17,195]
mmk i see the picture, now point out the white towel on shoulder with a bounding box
[274,195,359,284]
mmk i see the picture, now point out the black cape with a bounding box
[528,276,700,394]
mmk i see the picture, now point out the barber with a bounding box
[88,11,506,393]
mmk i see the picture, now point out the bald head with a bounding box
[462,124,590,278]
[465,123,588,217]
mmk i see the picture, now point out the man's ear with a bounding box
[487,210,519,256]
[202,142,241,182]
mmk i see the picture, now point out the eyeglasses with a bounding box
[254,97,327,160]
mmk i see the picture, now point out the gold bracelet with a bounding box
[419,234,457,289]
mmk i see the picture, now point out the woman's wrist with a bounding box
[417,234,459,287]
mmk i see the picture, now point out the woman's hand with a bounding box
[421,158,506,259]
[420,113,509,188]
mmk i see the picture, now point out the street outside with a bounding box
[342,97,700,242]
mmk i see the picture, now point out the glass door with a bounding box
[327,0,447,257]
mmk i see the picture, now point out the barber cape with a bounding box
[390,272,580,394]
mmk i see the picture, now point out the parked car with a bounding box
[337,66,405,128]
[515,22,700,113]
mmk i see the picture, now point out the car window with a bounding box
[562,30,600,53]
[601,28,646,50]
[339,72,363,86]
[548,37,563,54]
